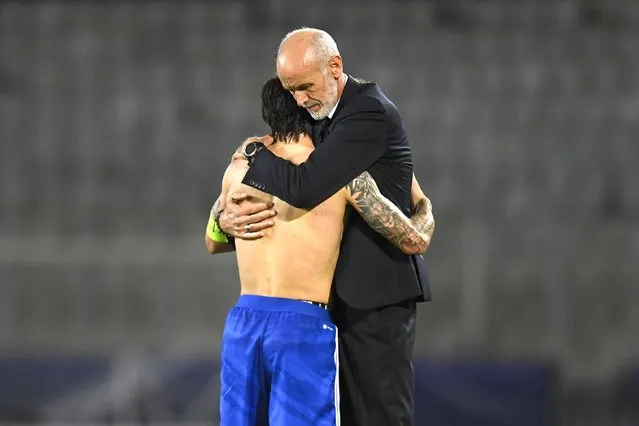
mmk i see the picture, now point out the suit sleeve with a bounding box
[241,96,389,209]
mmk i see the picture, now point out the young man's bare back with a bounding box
[220,135,346,304]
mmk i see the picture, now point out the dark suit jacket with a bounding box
[242,76,430,309]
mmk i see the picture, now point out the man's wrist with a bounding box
[214,210,235,245]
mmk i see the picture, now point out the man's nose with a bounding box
[293,91,309,107]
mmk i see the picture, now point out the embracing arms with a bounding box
[344,172,434,255]
[241,96,388,209]
[208,153,434,256]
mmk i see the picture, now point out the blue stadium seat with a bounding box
[413,360,556,426]
[0,356,111,419]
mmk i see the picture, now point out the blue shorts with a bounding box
[220,295,340,426]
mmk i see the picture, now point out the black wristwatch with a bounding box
[243,141,264,166]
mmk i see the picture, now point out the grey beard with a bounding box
[310,100,336,120]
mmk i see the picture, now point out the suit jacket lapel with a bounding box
[332,75,361,120]
[313,76,362,146]
[311,123,324,146]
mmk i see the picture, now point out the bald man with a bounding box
[216,29,435,426]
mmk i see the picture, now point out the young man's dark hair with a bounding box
[261,77,314,143]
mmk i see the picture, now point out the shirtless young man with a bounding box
[206,77,430,426]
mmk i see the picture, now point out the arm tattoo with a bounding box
[411,197,435,241]
[346,172,426,254]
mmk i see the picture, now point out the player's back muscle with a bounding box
[227,140,346,303]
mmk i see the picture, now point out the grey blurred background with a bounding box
[0,0,638,425]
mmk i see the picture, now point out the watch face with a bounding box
[244,142,257,157]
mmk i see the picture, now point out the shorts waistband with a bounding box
[235,295,331,321]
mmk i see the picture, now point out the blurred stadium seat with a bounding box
[0,0,637,424]
[413,360,556,426]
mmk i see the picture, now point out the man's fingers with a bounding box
[249,210,277,225]
[229,192,249,203]
[236,231,265,241]
[234,209,277,227]
[243,219,275,232]
[238,202,276,216]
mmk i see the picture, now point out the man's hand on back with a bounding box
[218,192,277,240]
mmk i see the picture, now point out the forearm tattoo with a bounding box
[411,197,435,240]
[346,172,426,253]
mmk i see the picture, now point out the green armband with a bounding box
[206,214,229,243]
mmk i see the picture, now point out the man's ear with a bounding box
[328,55,343,79]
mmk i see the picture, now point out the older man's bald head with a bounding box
[276,28,344,120]
[277,28,340,71]
[275,28,345,120]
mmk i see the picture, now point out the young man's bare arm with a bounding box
[205,166,236,254]
[205,197,236,254]
[344,171,432,255]
[206,145,275,254]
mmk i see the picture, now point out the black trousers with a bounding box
[331,295,417,426]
